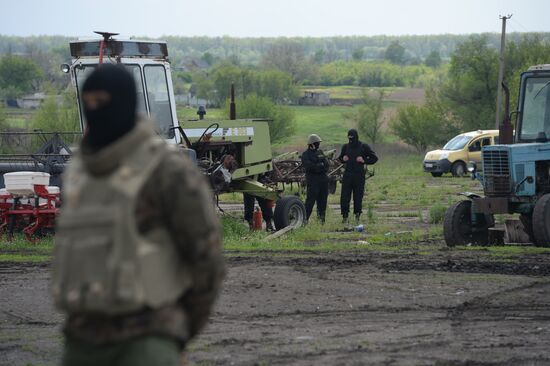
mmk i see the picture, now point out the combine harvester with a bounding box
[0,32,346,241]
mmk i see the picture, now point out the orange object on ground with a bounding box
[252,207,263,230]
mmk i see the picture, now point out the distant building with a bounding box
[16,93,46,109]
[191,59,210,69]
[13,93,62,109]
[174,94,217,109]
[298,91,330,106]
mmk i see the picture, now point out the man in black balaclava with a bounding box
[54,64,224,366]
[81,64,137,150]
[338,129,378,225]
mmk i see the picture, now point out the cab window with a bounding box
[468,139,482,152]
[482,137,491,146]
[144,65,174,138]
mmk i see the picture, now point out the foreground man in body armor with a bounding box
[51,65,224,366]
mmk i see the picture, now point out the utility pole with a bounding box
[495,14,512,129]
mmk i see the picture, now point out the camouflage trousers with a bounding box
[62,335,182,366]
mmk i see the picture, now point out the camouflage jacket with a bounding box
[62,121,224,346]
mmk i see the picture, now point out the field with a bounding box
[3,152,550,365]
[2,90,550,365]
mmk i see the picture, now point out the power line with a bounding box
[510,18,529,32]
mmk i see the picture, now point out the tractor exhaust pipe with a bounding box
[499,82,514,144]
[230,83,236,120]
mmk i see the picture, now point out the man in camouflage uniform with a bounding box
[51,65,224,366]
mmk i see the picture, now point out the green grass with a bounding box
[0,235,53,262]
[463,245,550,256]
[0,101,537,262]
[176,107,225,122]
[176,102,402,152]
[280,106,356,149]
[0,150,482,262]
[4,107,35,130]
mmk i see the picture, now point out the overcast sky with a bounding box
[1,0,548,38]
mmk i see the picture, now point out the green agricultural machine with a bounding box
[61,32,337,230]
[444,64,550,246]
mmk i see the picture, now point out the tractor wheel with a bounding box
[431,172,443,177]
[274,196,306,230]
[451,161,466,177]
[532,194,550,247]
[443,200,492,247]
[519,213,535,244]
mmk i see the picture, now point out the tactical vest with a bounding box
[51,134,191,315]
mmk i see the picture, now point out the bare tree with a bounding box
[347,89,385,144]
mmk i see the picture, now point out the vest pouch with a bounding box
[54,208,116,313]
[136,229,191,308]
[115,261,142,305]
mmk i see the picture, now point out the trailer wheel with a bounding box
[443,200,492,247]
[533,194,550,247]
[274,196,306,230]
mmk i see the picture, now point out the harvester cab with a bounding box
[444,64,550,247]
[64,32,307,230]
[66,32,180,143]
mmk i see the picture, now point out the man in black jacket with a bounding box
[301,134,330,223]
[338,129,378,224]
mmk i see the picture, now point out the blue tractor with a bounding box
[444,64,550,247]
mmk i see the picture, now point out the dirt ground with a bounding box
[2,242,550,366]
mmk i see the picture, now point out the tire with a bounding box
[451,161,466,177]
[532,194,550,247]
[431,172,443,177]
[274,196,306,230]
[443,200,492,247]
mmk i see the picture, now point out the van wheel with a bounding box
[431,172,443,177]
[451,161,466,177]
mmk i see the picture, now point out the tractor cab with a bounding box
[63,32,180,144]
[516,65,550,144]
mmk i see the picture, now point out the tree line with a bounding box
[390,34,550,152]
[1,33,549,148]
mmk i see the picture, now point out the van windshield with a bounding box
[442,135,473,150]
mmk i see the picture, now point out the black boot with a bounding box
[265,219,276,232]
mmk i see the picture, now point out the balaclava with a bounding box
[82,64,137,150]
[311,142,320,150]
[348,129,359,146]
